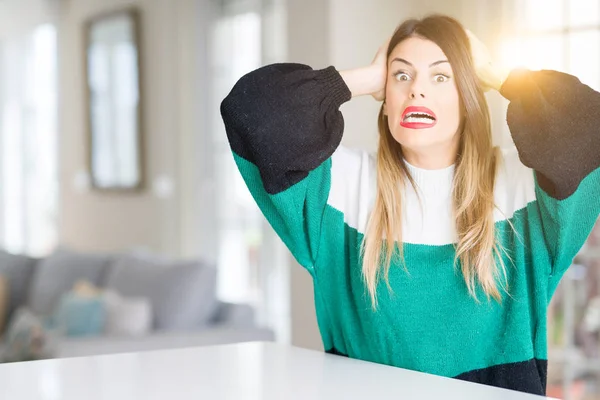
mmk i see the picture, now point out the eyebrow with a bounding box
[391,58,449,68]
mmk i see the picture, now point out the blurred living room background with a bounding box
[0,0,598,399]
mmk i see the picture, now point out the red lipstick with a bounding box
[400,106,437,129]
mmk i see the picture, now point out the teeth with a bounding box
[406,112,434,119]
[404,117,435,124]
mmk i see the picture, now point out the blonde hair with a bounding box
[361,15,509,308]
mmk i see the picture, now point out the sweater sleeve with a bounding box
[220,63,351,271]
[500,69,600,282]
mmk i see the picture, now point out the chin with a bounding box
[390,127,450,149]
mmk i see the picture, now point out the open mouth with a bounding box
[400,106,437,129]
[403,112,436,124]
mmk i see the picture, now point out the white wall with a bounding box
[0,0,59,39]
[58,0,201,256]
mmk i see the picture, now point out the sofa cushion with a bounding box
[27,248,113,316]
[105,254,218,331]
[210,301,255,328]
[0,250,37,321]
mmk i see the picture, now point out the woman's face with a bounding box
[384,36,462,167]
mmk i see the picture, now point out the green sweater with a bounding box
[220,64,600,396]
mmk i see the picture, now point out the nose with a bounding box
[409,79,426,99]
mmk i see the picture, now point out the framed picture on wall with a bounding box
[84,7,144,192]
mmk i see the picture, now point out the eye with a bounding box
[434,74,450,83]
[394,72,411,82]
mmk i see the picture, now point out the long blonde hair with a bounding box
[361,15,508,308]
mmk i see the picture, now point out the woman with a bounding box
[220,14,600,396]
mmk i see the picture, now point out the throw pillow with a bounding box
[103,290,152,337]
[2,307,56,362]
[54,291,106,337]
[73,279,102,297]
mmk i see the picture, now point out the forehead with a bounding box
[388,36,449,68]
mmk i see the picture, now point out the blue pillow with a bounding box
[55,293,106,337]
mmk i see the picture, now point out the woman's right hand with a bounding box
[339,37,390,100]
[370,37,391,101]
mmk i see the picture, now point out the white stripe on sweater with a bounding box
[328,146,536,246]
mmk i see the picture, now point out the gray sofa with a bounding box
[0,247,274,360]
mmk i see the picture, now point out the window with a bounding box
[501,0,600,91]
[0,24,58,256]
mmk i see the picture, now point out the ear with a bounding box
[383,100,388,116]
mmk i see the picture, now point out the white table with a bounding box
[0,341,557,399]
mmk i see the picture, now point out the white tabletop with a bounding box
[0,341,556,399]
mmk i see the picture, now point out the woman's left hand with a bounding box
[466,29,509,92]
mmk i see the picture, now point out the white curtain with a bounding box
[0,24,58,256]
